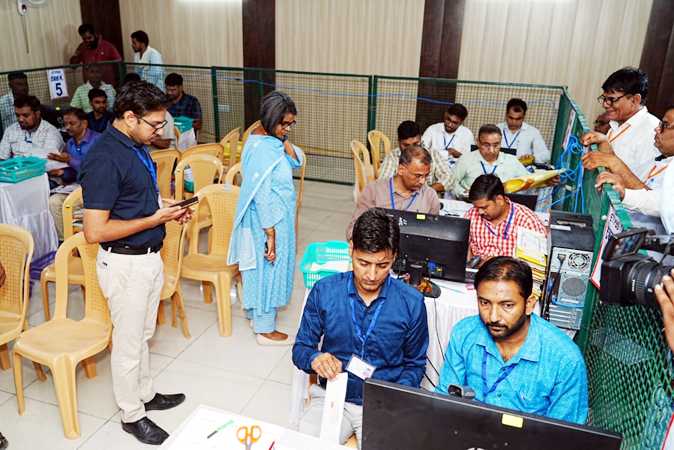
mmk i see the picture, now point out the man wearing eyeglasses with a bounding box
[0,95,63,162]
[421,104,475,168]
[78,81,193,445]
[450,124,531,199]
[594,112,610,135]
[583,67,660,168]
[346,145,440,239]
[587,105,674,235]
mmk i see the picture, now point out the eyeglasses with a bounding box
[658,121,671,132]
[138,116,168,133]
[594,120,609,126]
[444,116,462,127]
[479,142,500,150]
[280,120,296,130]
[597,93,628,106]
[402,165,429,181]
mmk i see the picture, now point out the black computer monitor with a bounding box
[382,209,470,282]
[471,144,517,156]
[362,379,621,450]
[505,193,538,211]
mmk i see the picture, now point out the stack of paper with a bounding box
[516,226,548,299]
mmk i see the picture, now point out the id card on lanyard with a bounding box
[390,178,418,211]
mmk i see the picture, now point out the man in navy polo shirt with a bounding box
[79,81,193,445]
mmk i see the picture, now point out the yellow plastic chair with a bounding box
[0,225,41,375]
[220,126,242,170]
[174,125,181,151]
[367,130,391,178]
[350,139,374,198]
[156,220,190,338]
[224,162,242,186]
[40,187,85,321]
[241,120,261,149]
[180,143,224,162]
[150,149,180,199]
[181,184,240,337]
[13,233,112,439]
[295,148,306,249]
[174,153,224,201]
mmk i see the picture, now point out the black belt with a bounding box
[101,243,163,255]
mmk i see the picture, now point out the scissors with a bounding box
[237,425,262,450]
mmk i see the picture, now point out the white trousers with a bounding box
[299,384,363,449]
[96,248,164,423]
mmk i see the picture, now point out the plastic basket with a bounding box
[174,117,194,133]
[299,241,351,289]
[0,157,45,183]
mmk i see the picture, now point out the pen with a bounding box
[206,420,234,439]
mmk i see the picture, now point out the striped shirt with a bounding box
[0,119,63,160]
[465,199,546,258]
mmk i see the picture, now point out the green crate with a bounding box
[0,157,45,183]
[299,241,351,289]
[174,117,194,133]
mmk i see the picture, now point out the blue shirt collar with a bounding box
[475,314,541,365]
[80,128,96,144]
[347,272,392,305]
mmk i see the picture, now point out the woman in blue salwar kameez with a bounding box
[228,91,302,345]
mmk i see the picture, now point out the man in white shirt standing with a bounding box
[584,67,660,168]
[131,30,164,89]
[421,104,475,169]
[496,98,551,164]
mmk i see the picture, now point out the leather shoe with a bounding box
[144,393,186,411]
[122,417,169,445]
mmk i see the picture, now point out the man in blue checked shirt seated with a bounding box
[435,256,589,424]
[293,208,429,448]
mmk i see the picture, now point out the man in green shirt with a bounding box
[70,65,116,113]
[451,124,531,199]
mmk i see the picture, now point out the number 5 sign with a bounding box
[47,69,69,99]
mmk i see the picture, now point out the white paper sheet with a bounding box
[309,260,350,273]
[50,184,78,195]
[29,147,69,171]
[319,372,349,444]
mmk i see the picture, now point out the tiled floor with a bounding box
[0,180,355,449]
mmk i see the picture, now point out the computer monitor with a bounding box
[382,208,470,282]
[471,144,517,156]
[362,379,621,450]
[505,193,538,211]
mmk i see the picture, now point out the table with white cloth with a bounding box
[0,173,58,259]
[179,127,197,152]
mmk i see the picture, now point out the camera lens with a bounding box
[628,260,673,308]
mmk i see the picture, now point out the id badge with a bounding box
[346,354,376,380]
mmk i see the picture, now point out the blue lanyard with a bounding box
[484,201,514,240]
[503,128,521,148]
[133,145,159,194]
[23,130,33,144]
[480,161,497,175]
[443,133,456,150]
[482,347,516,402]
[389,177,418,211]
[348,274,389,358]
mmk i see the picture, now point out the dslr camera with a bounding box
[601,228,674,308]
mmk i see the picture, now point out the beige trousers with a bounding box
[48,193,82,240]
[96,247,164,423]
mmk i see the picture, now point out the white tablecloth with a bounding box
[0,173,58,259]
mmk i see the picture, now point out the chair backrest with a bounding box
[241,120,261,149]
[180,143,224,162]
[53,233,109,325]
[224,162,242,186]
[160,220,187,281]
[188,184,240,257]
[62,187,83,240]
[174,154,224,200]
[220,126,242,169]
[150,149,180,200]
[174,126,181,150]
[350,139,374,196]
[367,130,391,178]
[0,224,34,333]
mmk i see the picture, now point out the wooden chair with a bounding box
[220,126,242,170]
[295,148,307,248]
[156,220,190,338]
[224,162,242,186]
[174,126,181,151]
[150,149,180,199]
[13,233,112,439]
[180,143,224,162]
[241,120,261,149]
[174,154,224,201]
[350,139,374,198]
[181,184,240,337]
[40,188,85,321]
[367,130,391,178]
[0,225,41,377]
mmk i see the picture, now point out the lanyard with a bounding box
[480,161,497,175]
[23,130,33,144]
[482,348,516,402]
[503,128,521,148]
[643,164,668,186]
[607,124,631,143]
[133,145,159,194]
[483,200,514,240]
[443,133,456,150]
[348,274,388,358]
[389,177,418,211]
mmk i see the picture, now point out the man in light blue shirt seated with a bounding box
[435,256,589,424]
